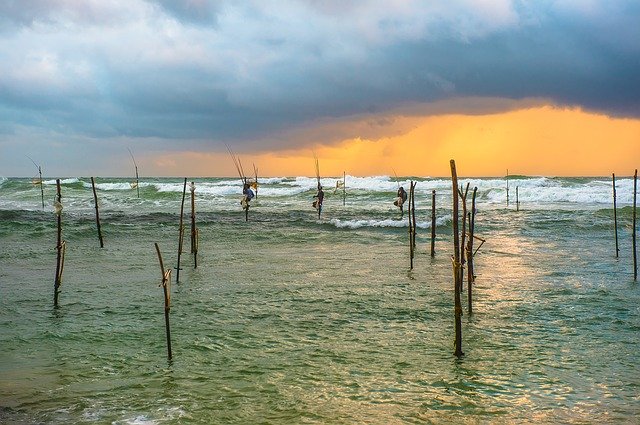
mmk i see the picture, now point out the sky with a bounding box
[0,0,639,177]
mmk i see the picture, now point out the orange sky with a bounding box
[149,105,640,177]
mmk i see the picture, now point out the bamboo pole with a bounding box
[90,177,104,248]
[155,243,172,361]
[633,169,637,281]
[54,179,63,308]
[430,190,436,257]
[613,173,619,258]
[176,178,187,283]
[467,187,477,314]
[450,160,463,358]
[408,181,414,269]
[190,181,198,268]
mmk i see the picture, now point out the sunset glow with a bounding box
[149,105,640,177]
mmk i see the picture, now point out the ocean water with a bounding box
[0,175,638,424]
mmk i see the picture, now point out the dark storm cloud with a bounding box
[0,0,638,162]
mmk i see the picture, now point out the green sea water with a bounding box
[1,175,639,424]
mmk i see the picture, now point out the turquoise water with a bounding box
[1,175,639,424]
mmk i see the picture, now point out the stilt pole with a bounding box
[408,181,414,269]
[613,173,619,258]
[430,190,436,257]
[155,243,172,361]
[190,182,198,268]
[450,160,463,357]
[91,177,104,248]
[467,187,477,314]
[53,179,64,307]
[343,171,346,206]
[176,178,187,283]
[633,169,637,281]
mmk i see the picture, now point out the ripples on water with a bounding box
[0,176,639,423]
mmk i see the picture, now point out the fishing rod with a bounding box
[26,155,45,209]
[127,148,140,198]
[312,151,320,187]
[226,145,247,183]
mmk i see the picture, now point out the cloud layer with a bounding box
[1,0,638,171]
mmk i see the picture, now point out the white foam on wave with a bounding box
[329,216,449,229]
[43,178,80,185]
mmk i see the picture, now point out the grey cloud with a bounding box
[0,0,638,159]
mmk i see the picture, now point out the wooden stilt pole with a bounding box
[155,243,172,361]
[431,190,436,257]
[467,187,477,314]
[176,178,187,283]
[408,181,414,269]
[91,177,104,248]
[450,160,463,358]
[190,182,198,268]
[613,173,619,258]
[506,169,509,207]
[54,179,64,308]
[633,169,637,281]
[516,186,520,212]
[459,183,469,287]
[411,181,417,250]
[38,166,44,209]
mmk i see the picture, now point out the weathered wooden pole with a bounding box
[343,171,346,206]
[176,178,187,283]
[450,160,463,358]
[53,179,65,308]
[90,177,104,248]
[613,173,619,258]
[430,190,436,257]
[506,169,510,206]
[633,169,637,281]
[155,243,173,361]
[190,181,198,268]
[408,181,414,269]
[459,183,470,287]
[38,166,44,209]
[467,187,477,314]
[411,181,417,249]
[516,186,520,212]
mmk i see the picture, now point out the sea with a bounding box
[0,175,638,424]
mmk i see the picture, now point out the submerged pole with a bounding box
[155,243,172,361]
[450,160,463,358]
[516,186,520,212]
[190,181,198,268]
[613,173,619,258]
[176,178,187,283]
[431,190,436,257]
[91,177,104,248]
[634,169,637,281]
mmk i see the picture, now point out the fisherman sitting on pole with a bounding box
[394,186,408,216]
[241,180,255,210]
